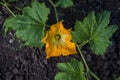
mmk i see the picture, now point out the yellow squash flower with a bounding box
[42,21,77,59]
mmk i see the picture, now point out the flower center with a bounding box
[54,34,61,41]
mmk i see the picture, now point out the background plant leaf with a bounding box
[115,76,120,80]
[72,11,117,55]
[57,0,74,8]
[4,0,50,48]
[55,58,86,80]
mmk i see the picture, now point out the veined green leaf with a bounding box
[72,11,117,55]
[4,0,50,48]
[57,0,74,8]
[23,1,50,23]
[55,58,86,80]
[72,12,97,43]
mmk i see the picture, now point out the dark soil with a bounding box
[0,0,120,80]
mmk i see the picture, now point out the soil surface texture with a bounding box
[0,0,120,80]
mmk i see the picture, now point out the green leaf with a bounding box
[55,58,86,80]
[72,11,117,55]
[57,0,74,8]
[72,12,97,43]
[23,1,50,23]
[4,0,50,48]
[115,76,120,80]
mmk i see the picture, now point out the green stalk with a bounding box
[49,0,59,22]
[76,44,100,80]
[2,0,16,17]
[77,44,89,72]
[90,71,100,80]
[4,4,16,17]
[79,40,89,48]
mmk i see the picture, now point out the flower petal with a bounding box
[61,42,77,56]
[42,21,77,59]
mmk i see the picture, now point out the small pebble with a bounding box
[13,68,18,74]
[43,60,47,65]
[86,54,92,62]
[9,39,14,43]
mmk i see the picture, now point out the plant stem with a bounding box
[76,44,89,72]
[76,44,100,80]
[90,71,100,80]
[79,40,89,48]
[2,0,16,17]
[4,4,16,17]
[49,0,59,22]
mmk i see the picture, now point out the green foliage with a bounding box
[72,11,117,55]
[57,0,74,8]
[4,0,50,48]
[115,76,120,80]
[55,58,86,80]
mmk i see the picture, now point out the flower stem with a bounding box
[90,71,100,80]
[49,0,59,22]
[2,0,16,17]
[76,44,89,72]
[76,44,100,80]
